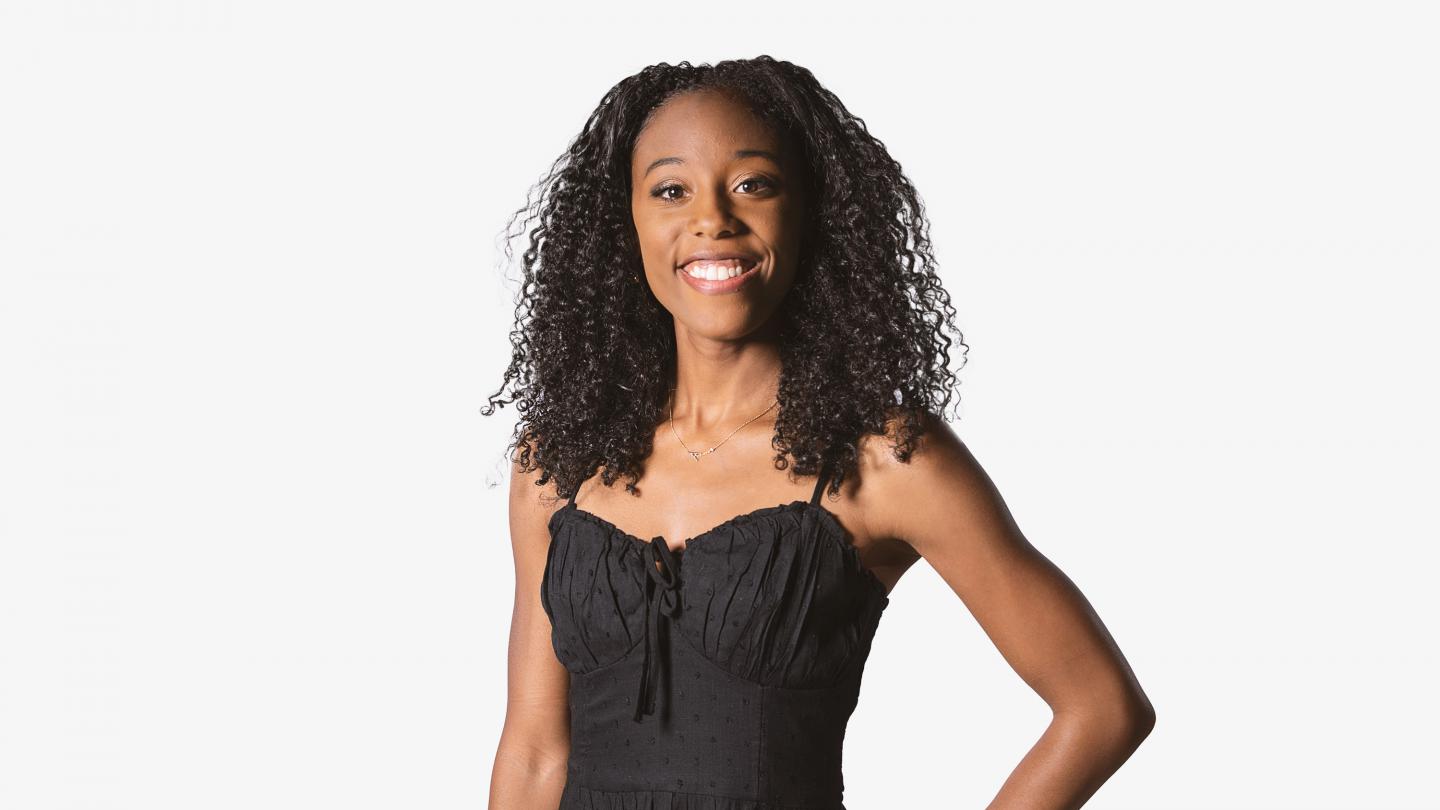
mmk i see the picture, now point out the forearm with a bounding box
[986,707,1155,810]
[488,736,569,810]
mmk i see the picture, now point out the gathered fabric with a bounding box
[541,461,890,809]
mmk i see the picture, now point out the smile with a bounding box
[677,258,761,294]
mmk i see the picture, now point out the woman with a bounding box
[486,56,1154,809]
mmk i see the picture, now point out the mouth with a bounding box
[676,257,762,294]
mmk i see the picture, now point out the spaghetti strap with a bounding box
[809,459,830,506]
[540,442,891,804]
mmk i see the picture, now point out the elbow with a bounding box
[494,737,569,780]
[491,730,570,803]
[1127,694,1156,744]
[1111,689,1156,748]
[1058,689,1156,750]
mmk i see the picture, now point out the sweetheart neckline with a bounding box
[549,498,891,601]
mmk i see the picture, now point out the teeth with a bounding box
[683,259,753,280]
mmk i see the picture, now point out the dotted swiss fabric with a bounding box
[539,464,890,809]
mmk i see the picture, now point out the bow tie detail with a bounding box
[634,537,682,722]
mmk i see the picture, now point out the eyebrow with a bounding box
[643,149,781,178]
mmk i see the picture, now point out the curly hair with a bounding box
[483,55,968,502]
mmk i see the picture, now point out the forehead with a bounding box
[632,91,783,168]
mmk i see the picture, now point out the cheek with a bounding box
[633,217,684,273]
[638,227,671,266]
[629,210,662,263]
[761,201,804,242]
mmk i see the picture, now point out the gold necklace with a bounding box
[668,386,779,462]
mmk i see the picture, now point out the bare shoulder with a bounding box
[508,445,568,555]
[852,407,995,558]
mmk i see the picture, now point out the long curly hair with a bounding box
[484,55,968,501]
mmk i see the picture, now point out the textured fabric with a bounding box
[540,463,890,809]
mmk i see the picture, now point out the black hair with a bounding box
[484,55,968,500]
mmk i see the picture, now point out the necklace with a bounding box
[668,386,779,462]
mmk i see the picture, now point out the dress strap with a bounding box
[809,459,831,506]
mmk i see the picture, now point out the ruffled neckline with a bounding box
[551,499,890,605]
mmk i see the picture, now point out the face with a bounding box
[629,90,808,339]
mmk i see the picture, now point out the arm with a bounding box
[861,413,1155,809]
[488,453,572,809]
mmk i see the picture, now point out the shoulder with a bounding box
[853,408,997,555]
[855,406,971,491]
[508,437,568,548]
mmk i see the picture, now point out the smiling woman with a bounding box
[631,94,807,310]
[485,55,1154,810]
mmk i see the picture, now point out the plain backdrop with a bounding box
[2,1,1436,808]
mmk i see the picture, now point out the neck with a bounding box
[668,341,782,434]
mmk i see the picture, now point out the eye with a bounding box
[648,177,776,202]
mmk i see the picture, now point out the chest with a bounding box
[540,498,890,689]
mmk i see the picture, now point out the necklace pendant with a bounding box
[667,388,780,464]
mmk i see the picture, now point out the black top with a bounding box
[541,460,891,808]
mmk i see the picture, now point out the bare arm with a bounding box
[861,413,1156,809]
[488,453,572,809]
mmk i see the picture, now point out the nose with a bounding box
[687,185,740,239]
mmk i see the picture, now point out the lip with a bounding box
[676,254,762,295]
[678,250,762,268]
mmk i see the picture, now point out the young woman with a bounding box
[486,55,1154,809]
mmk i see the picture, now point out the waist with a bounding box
[559,783,848,809]
[564,631,862,805]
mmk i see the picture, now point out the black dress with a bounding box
[540,461,891,808]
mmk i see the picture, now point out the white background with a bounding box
[2,1,1436,808]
